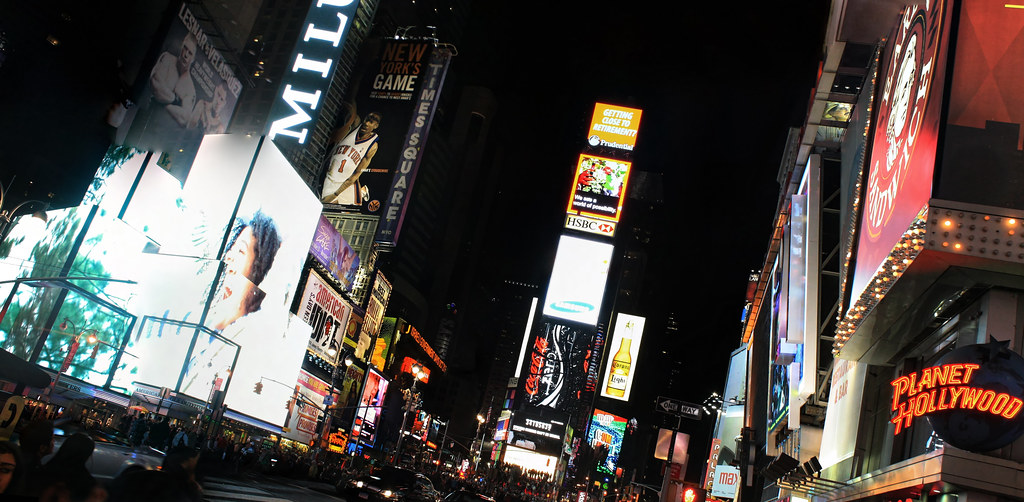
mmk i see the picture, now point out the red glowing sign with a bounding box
[890,363,1023,435]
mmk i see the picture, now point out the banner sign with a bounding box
[375,46,452,245]
[283,370,336,445]
[508,405,569,457]
[586,103,643,152]
[298,269,353,363]
[119,2,242,182]
[356,271,392,362]
[319,39,432,216]
[309,214,360,290]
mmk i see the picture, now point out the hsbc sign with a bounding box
[565,214,616,237]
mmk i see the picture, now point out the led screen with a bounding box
[351,368,388,448]
[599,314,645,401]
[587,103,643,152]
[543,235,614,326]
[520,321,596,418]
[565,154,632,225]
[118,3,242,182]
[850,2,951,304]
[508,405,568,457]
[588,409,627,474]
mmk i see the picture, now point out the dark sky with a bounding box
[449,0,830,408]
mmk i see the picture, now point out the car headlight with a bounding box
[355,481,364,488]
[382,490,393,498]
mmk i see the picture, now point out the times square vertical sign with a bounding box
[267,0,361,145]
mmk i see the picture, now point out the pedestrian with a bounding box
[37,432,105,501]
[0,440,25,497]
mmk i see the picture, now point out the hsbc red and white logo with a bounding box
[565,214,616,237]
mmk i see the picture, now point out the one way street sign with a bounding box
[656,396,702,420]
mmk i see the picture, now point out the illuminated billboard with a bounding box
[520,321,597,417]
[351,368,388,448]
[599,314,645,401]
[298,270,353,364]
[587,103,642,152]
[266,0,360,146]
[508,405,569,457]
[319,38,451,245]
[588,409,627,474]
[283,369,338,445]
[118,3,242,182]
[309,215,360,291]
[543,235,614,326]
[356,271,392,362]
[565,154,632,226]
[850,2,951,304]
[937,0,1024,209]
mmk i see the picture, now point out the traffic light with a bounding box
[254,382,263,394]
[679,483,706,502]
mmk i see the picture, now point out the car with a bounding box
[443,489,496,502]
[46,421,165,482]
[337,466,441,502]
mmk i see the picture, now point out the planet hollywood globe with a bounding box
[925,340,1024,452]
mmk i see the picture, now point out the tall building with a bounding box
[731,2,1024,502]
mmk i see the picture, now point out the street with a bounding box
[200,472,342,502]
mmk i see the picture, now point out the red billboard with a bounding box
[850,2,951,304]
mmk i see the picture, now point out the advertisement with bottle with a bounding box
[599,314,645,401]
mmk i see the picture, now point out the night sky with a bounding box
[451,2,831,418]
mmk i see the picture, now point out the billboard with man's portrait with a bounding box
[118,2,242,183]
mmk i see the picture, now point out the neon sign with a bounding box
[890,363,1023,434]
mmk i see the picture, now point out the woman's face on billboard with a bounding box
[210,226,258,331]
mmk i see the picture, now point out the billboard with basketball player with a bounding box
[319,39,432,214]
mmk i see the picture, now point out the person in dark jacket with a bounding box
[37,432,104,501]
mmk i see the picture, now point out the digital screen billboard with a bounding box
[356,271,391,362]
[118,3,242,182]
[309,215,360,291]
[298,269,353,364]
[586,103,642,152]
[508,405,568,457]
[520,321,597,417]
[542,235,613,326]
[351,368,388,448]
[599,314,645,401]
[565,154,632,225]
[588,409,627,474]
[850,2,950,304]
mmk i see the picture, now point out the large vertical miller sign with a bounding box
[268,0,361,145]
[375,47,452,245]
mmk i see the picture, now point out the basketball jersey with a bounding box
[321,128,379,205]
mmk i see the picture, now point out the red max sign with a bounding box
[890,363,1023,434]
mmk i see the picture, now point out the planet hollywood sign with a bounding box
[889,341,1024,451]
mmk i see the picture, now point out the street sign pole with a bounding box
[659,413,683,502]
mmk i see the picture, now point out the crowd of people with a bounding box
[0,410,564,502]
[0,418,203,501]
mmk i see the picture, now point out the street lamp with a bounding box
[474,413,485,471]
[0,178,49,243]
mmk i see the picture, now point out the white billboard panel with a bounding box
[599,313,645,401]
[542,235,613,326]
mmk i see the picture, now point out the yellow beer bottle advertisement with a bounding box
[606,337,632,397]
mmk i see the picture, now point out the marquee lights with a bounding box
[834,206,1024,356]
[890,363,1023,435]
